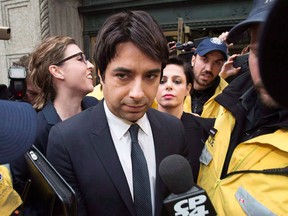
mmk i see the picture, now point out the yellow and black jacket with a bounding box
[198,72,288,215]
[183,76,227,118]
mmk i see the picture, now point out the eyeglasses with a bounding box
[54,52,88,65]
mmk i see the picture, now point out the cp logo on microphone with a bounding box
[174,195,209,216]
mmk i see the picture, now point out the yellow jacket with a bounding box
[197,107,288,216]
[183,78,228,118]
[0,165,22,216]
[87,84,104,100]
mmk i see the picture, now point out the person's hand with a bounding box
[219,54,241,80]
[241,45,249,55]
[167,41,177,55]
[218,31,234,49]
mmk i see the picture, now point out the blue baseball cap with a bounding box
[194,37,228,60]
[227,0,276,44]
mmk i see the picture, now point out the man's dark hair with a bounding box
[93,10,169,82]
[166,56,194,86]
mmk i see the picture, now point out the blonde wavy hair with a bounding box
[29,36,76,110]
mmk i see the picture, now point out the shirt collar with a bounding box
[103,101,150,140]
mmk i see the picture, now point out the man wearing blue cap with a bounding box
[183,37,228,118]
[197,0,288,215]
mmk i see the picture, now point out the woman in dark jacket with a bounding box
[156,56,214,181]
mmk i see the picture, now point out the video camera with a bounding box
[0,26,11,40]
[175,41,195,52]
[174,41,195,64]
[8,66,27,100]
[174,37,208,64]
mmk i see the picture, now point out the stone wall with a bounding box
[0,0,41,85]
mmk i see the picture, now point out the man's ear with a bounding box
[49,65,64,80]
[97,70,104,85]
[191,55,196,67]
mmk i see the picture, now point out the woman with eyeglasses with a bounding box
[11,36,98,215]
[27,36,98,155]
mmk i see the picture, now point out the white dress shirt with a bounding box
[104,101,156,214]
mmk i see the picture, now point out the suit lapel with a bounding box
[88,101,136,216]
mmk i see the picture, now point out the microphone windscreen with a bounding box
[159,154,193,194]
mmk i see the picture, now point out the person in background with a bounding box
[46,10,190,216]
[12,54,40,105]
[0,99,37,216]
[183,37,228,118]
[157,57,193,119]
[156,56,214,181]
[29,36,98,155]
[197,0,288,215]
[11,36,98,215]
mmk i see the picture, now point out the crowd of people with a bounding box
[1,0,287,215]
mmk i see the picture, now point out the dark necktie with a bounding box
[129,124,152,216]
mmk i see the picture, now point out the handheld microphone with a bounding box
[159,154,216,216]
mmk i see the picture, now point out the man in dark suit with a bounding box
[46,10,190,216]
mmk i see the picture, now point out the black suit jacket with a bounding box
[47,100,189,216]
[181,112,215,181]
